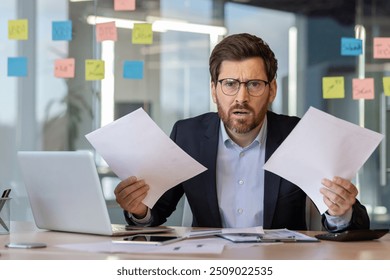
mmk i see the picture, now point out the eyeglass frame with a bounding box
[217,78,270,97]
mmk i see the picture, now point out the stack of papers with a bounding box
[219,228,319,243]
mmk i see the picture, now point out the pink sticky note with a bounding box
[114,0,136,11]
[54,58,75,78]
[352,78,375,100]
[373,37,390,59]
[96,22,117,42]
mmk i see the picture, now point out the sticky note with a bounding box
[85,60,105,80]
[123,60,144,79]
[383,77,390,96]
[8,19,28,40]
[54,58,75,78]
[373,37,390,59]
[8,57,28,77]
[341,38,362,56]
[353,78,375,100]
[114,0,136,11]
[52,20,72,41]
[322,76,345,99]
[132,23,153,44]
[96,21,117,42]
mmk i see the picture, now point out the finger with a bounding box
[321,178,357,201]
[114,176,138,195]
[332,177,358,195]
[323,196,341,216]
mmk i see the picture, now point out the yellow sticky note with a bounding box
[353,78,375,100]
[322,77,345,99]
[85,60,105,81]
[8,19,28,40]
[132,23,153,44]
[383,77,390,96]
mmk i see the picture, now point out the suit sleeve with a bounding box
[321,200,370,232]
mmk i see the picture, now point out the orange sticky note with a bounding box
[132,23,153,44]
[96,21,117,42]
[8,19,28,40]
[54,58,75,78]
[322,76,345,99]
[85,60,105,81]
[383,77,390,96]
[373,37,390,59]
[353,78,375,100]
[114,0,136,11]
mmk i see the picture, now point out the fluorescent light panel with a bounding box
[86,15,227,36]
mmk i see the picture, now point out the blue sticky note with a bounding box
[341,37,362,56]
[52,20,72,41]
[8,57,28,77]
[123,60,144,79]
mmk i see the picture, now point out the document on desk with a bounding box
[263,106,383,214]
[85,108,207,208]
[219,228,318,243]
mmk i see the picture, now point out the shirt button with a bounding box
[239,152,245,157]
[238,180,244,185]
[237,208,243,214]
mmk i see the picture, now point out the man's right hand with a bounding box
[114,176,149,218]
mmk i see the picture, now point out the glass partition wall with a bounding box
[1,0,389,227]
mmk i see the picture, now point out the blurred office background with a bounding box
[1,0,390,228]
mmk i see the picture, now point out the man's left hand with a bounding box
[320,176,358,216]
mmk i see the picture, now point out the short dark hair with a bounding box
[209,33,278,84]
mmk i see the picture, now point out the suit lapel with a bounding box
[200,114,222,227]
[263,111,283,228]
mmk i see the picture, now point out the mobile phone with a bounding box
[315,229,389,242]
[120,234,185,245]
[5,242,47,249]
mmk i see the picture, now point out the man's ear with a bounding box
[268,79,277,104]
[211,82,217,104]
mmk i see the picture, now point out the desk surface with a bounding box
[1,222,390,260]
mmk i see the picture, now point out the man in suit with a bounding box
[115,33,369,231]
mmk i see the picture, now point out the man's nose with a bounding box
[235,83,249,103]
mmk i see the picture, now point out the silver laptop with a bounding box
[17,150,171,236]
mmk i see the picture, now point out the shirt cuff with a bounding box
[126,208,152,225]
[324,208,353,230]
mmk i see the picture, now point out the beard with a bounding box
[216,101,263,134]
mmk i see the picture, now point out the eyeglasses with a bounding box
[218,78,270,97]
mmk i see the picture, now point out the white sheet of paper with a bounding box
[85,108,207,208]
[57,238,225,255]
[263,107,383,214]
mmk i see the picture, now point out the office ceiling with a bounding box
[227,0,390,25]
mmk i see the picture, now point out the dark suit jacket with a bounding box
[127,111,370,231]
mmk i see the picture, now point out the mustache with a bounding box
[229,103,253,112]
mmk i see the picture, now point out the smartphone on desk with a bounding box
[119,234,185,246]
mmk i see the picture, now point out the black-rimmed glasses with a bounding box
[218,78,270,97]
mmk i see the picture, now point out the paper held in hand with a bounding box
[85,108,207,208]
[263,106,383,214]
